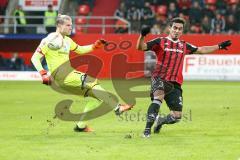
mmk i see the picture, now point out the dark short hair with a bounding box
[169,17,185,27]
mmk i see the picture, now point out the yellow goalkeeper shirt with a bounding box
[36,33,93,79]
[38,35,77,73]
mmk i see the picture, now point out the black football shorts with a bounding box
[150,76,183,111]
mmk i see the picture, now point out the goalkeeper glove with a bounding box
[141,25,151,37]
[39,70,51,85]
[218,40,232,50]
[92,39,107,50]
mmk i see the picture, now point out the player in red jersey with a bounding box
[136,17,232,137]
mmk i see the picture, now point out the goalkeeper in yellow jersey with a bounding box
[31,14,133,132]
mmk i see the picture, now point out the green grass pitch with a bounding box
[0,80,239,160]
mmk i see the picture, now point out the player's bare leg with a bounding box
[89,84,134,115]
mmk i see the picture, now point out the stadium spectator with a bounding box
[124,0,144,9]
[126,6,141,33]
[225,14,238,34]
[114,2,128,33]
[201,15,211,33]
[210,12,226,34]
[0,55,7,70]
[44,5,57,33]
[141,2,155,26]
[215,0,227,15]
[189,1,202,24]
[192,0,204,8]
[167,2,179,20]
[13,5,27,34]
[226,2,239,15]
[177,0,191,16]
[227,3,240,28]
[201,3,215,19]
[154,15,168,34]
[136,0,145,8]
[151,24,161,34]
[9,53,25,71]
[114,2,125,18]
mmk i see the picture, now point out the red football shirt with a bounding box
[146,36,198,85]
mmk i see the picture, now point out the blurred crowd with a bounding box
[114,0,240,34]
[75,0,95,11]
[0,53,26,71]
[0,53,47,71]
[12,4,58,34]
[2,0,239,35]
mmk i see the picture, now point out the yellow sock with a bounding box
[76,97,99,128]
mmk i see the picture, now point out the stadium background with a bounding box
[0,0,240,160]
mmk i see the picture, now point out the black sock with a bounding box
[145,100,161,130]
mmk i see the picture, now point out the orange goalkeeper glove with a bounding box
[92,39,107,50]
[39,70,51,85]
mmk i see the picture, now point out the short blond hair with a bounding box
[56,14,71,26]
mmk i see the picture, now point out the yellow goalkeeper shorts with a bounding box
[54,70,99,97]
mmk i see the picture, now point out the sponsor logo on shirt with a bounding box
[58,40,70,54]
[164,48,183,53]
[178,42,183,48]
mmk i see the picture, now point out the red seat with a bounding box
[228,0,238,4]
[205,0,217,5]
[0,0,8,7]
[76,26,84,32]
[75,17,87,33]
[157,5,167,15]
[75,17,87,24]
[78,4,90,16]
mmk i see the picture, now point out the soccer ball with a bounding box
[47,33,63,50]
